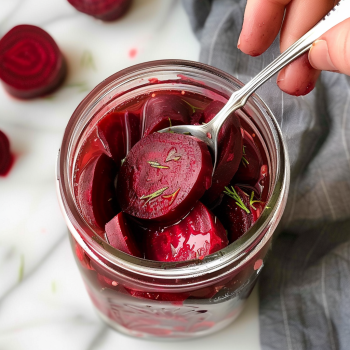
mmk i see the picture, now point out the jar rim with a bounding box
[57,59,290,281]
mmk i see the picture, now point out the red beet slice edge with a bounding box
[201,101,243,205]
[105,212,142,257]
[233,129,263,185]
[77,153,118,230]
[68,0,132,21]
[97,111,140,168]
[117,132,213,223]
[145,201,228,262]
[218,186,262,242]
[0,25,66,99]
[0,130,13,176]
[142,94,191,137]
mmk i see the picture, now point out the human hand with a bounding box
[238,0,348,96]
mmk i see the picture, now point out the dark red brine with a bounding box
[74,90,269,261]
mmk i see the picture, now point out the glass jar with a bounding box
[56,59,289,340]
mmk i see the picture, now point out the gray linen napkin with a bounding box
[183,1,350,349]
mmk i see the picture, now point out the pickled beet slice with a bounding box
[142,94,191,137]
[97,111,140,167]
[67,0,132,21]
[145,202,228,262]
[219,186,262,242]
[0,130,13,176]
[117,132,213,223]
[77,153,118,230]
[201,101,243,204]
[105,212,142,257]
[233,129,263,185]
[0,25,66,99]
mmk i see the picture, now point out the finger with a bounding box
[277,0,335,95]
[238,0,291,57]
[277,52,321,96]
[308,18,350,75]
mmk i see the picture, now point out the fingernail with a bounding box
[309,40,336,71]
[237,35,241,49]
[277,68,285,83]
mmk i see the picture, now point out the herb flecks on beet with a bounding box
[223,186,250,214]
[218,186,263,243]
[0,25,66,99]
[147,161,169,169]
[140,187,168,206]
[117,132,213,223]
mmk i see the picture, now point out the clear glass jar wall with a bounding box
[56,60,290,340]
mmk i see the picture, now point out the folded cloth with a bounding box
[183,1,350,349]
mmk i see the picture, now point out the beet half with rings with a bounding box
[0,25,66,99]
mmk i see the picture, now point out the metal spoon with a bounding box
[159,0,350,171]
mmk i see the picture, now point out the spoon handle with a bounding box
[211,0,350,131]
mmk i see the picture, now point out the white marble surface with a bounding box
[0,1,261,349]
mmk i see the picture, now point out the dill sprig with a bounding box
[148,161,169,169]
[165,118,175,133]
[249,191,263,210]
[181,99,204,113]
[242,156,249,167]
[242,145,249,167]
[223,186,250,214]
[140,187,168,205]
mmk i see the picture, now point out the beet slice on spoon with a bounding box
[201,101,243,205]
[67,0,132,21]
[144,201,228,262]
[142,94,191,137]
[105,212,142,257]
[232,129,263,186]
[117,132,213,223]
[0,25,66,99]
[219,186,263,243]
[77,153,119,230]
[97,111,140,168]
[0,130,13,176]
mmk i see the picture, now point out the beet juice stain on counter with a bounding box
[57,60,289,339]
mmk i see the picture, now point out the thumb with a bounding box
[308,18,350,75]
